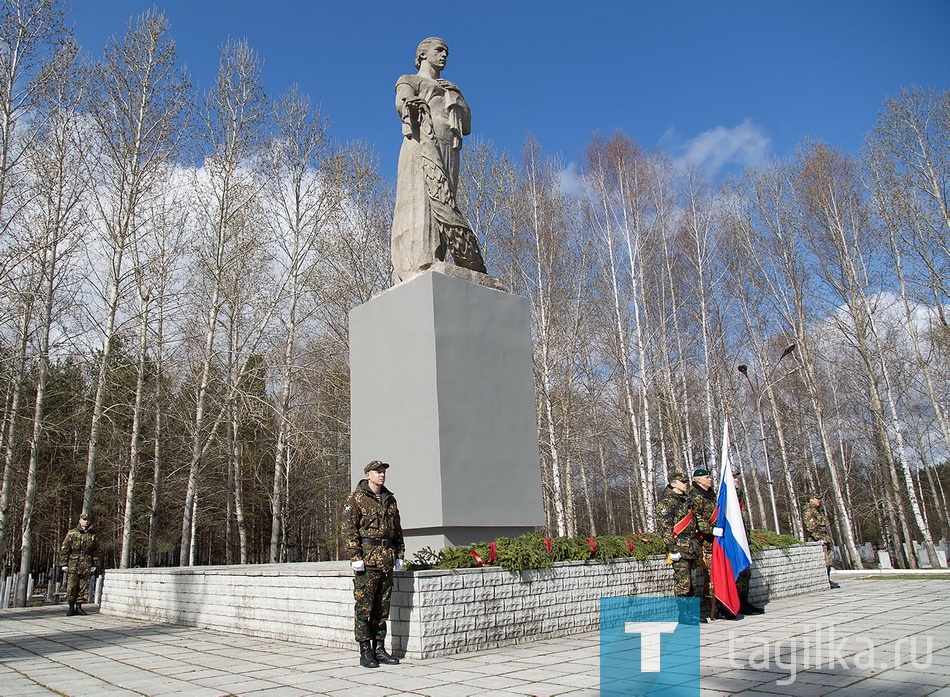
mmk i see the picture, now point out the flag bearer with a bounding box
[656,472,704,604]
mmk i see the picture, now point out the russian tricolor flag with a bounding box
[711,422,752,615]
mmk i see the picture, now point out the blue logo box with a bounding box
[600,596,700,696]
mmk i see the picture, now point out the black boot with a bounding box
[359,640,379,668]
[66,600,76,617]
[716,602,739,620]
[75,603,88,616]
[374,639,400,665]
[740,600,765,615]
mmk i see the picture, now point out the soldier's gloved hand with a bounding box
[61,566,68,572]
[669,552,681,562]
[712,527,724,537]
[395,558,404,571]
[90,566,96,572]
[351,560,365,572]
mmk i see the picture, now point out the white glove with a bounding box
[395,558,404,571]
[351,560,365,572]
[712,527,724,537]
[669,552,681,562]
[61,566,68,572]
[90,567,97,572]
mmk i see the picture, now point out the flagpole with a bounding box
[737,344,796,533]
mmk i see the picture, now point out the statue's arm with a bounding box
[395,79,417,117]
[458,90,471,136]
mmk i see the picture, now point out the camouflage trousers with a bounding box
[66,563,91,603]
[353,569,393,642]
[822,541,833,568]
[672,558,704,597]
[700,541,714,601]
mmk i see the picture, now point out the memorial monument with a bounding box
[349,38,544,556]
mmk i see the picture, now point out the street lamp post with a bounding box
[737,344,796,534]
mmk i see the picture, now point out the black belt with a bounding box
[361,537,391,548]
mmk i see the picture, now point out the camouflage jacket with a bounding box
[802,502,832,545]
[59,526,98,569]
[655,486,700,559]
[688,482,718,536]
[342,480,405,571]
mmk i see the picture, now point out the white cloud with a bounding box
[672,119,771,175]
[557,161,583,196]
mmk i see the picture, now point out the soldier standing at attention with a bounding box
[803,493,840,588]
[656,472,704,616]
[689,467,732,620]
[59,512,98,616]
[343,460,405,668]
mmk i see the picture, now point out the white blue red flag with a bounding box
[711,422,752,615]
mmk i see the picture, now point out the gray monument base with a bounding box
[350,270,544,559]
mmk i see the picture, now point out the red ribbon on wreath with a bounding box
[470,542,498,566]
[627,537,634,552]
[544,538,552,553]
[588,537,597,553]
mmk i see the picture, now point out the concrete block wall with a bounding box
[101,544,826,659]
[100,562,357,650]
[391,543,827,657]
[390,556,672,657]
[747,541,829,605]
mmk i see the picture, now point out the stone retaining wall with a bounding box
[101,542,826,659]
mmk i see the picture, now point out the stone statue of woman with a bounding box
[390,37,488,283]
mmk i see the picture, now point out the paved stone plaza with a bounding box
[1,573,948,696]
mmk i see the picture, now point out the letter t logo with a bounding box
[624,622,678,672]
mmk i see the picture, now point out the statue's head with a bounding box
[415,37,448,69]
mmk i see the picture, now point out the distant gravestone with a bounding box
[914,541,932,567]
[936,550,948,568]
[878,550,893,569]
[939,537,949,554]
[859,542,875,563]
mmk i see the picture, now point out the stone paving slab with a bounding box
[1,576,948,695]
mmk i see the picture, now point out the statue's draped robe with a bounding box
[391,74,486,282]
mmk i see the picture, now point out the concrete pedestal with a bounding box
[349,270,544,557]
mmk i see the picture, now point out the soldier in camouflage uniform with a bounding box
[655,472,704,606]
[59,513,98,616]
[803,493,839,588]
[688,467,732,620]
[733,469,764,614]
[342,460,406,668]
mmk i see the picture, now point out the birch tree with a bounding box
[181,37,266,565]
[82,8,189,517]
[261,86,346,563]
[0,0,65,575]
[13,35,84,605]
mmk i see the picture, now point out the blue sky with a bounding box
[68,1,949,180]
